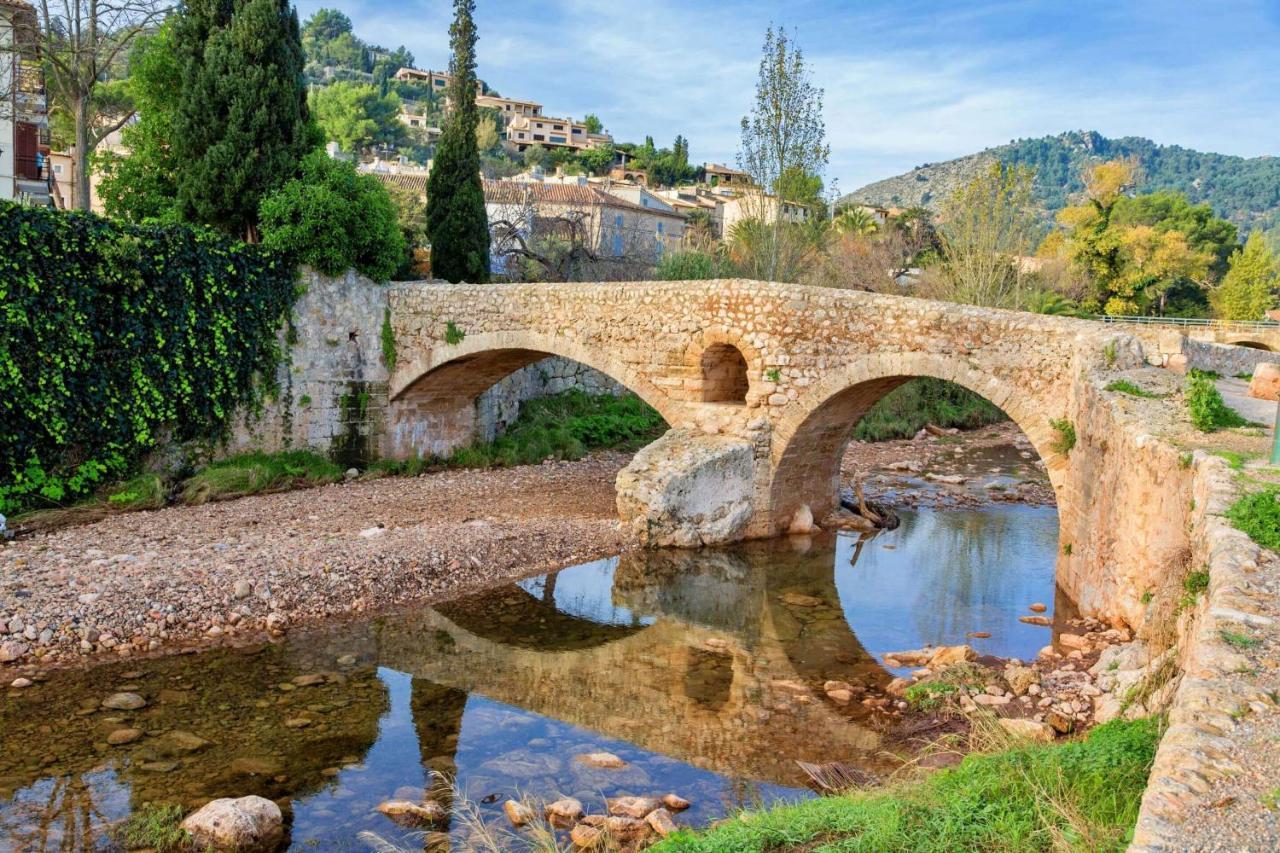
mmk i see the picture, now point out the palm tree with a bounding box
[832,206,880,236]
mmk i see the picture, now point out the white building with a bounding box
[0,0,46,205]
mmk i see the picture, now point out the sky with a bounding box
[296,0,1280,194]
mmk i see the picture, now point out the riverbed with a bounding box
[0,502,1062,850]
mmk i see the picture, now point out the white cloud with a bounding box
[297,0,1280,191]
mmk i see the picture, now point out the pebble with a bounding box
[10,677,32,688]
[101,692,147,711]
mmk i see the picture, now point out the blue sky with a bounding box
[297,0,1280,192]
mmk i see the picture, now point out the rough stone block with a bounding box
[1248,362,1280,401]
[616,429,755,547]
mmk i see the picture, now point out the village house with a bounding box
[0,0,48,205]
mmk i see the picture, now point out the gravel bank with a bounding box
[1,453,633,673]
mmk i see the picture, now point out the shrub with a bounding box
[1050,418,1077,453]
[1226,488,1280,551]
[260,151,407,281]
[0,202,295,515]
[115,802,189,853]
[1186,370,1248,431]
[654,247,728,280]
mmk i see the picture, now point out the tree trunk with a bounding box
[74,94,91,211]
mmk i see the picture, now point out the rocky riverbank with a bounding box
[0,453,634,674]
[1,424,1052,676]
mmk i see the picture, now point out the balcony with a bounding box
[14,61,47,125]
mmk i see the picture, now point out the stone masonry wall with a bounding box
[228,272,621,465]
[1129,327,1280,377]
[473,357,624,443]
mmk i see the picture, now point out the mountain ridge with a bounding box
[841,130,1280,233]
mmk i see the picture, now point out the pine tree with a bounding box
[425,0,490,283]
[172,0,313,240]
[1211,232,1279,321]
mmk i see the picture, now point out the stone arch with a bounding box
[763,352,1067,534]
[700,343,750,403]
[1227,339,1272,351]
[386,330,683,459]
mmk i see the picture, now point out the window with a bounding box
[550,135,566,144]
[535,122,544,129]
[553,124,564,131]
[533,134,545,142]
[434,79,445,86]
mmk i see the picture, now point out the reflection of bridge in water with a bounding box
[375,542,896,789]
[0,540,903,847]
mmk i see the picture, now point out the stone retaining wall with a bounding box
[1131,327,1280,377]
[1129,455,1276,850]
[228,272,618,464]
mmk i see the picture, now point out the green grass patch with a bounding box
[1178,569,1210,611]
[442,390,667,468]
[1187,370,1249,432]
[654,717,1162,852]
[1220,629,1260,649]
[1105,380,1167,399]
[114,802,189,853]
[1214,450,1247,470]
[103,473,167,510]
[1226,488,1280,551]
[1050,418,1077,454]
[180,450,344,505]
[852,378,1007,442]
[902,682,959,712]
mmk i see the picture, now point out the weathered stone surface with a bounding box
[376,799,445,827]
[661,793,691,811]
[181,796,283,852]
[503,799,535,827]
[606,796,660,819]
[101,692,146,711]
[1248,362,1280,400]
[545,797,584,825]
[998,718,1056,743]
[616,430,755,547]
[575,751,626,768]
[646,807,679,837]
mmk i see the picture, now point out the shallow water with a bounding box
[0,505,1060,850]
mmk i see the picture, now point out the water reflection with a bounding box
[0,505,1058,850]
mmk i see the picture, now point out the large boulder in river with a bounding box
[616,430,755,547]
[181,796,283,851]
[1249,362,1280,401]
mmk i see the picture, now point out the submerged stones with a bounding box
[376,799,446,827]
[101,691,147,711]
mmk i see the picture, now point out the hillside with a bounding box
[843,131,1280,232]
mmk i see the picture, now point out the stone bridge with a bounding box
[381,279,1186,628]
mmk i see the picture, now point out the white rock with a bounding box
[358,526,386,539]
[181,796,283,851]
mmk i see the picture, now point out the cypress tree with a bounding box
[425,0,490,283]
[172,0,313,240]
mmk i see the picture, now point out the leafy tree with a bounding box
[310,81,403,153]
[522,143,548,170]
[369,44,414,86]
[582,113,602,134]
[259,151,407,281]
[576,143,614,176]
[475,114,500,152]
[1053,159,1235,315]
[1211,232,1279,320]
[738,27,829,280]
[933,162,1039,309]
[424,0,490,282]
[833,206,880,236]
[97,22,182,222]
[35,0,169,210]
[172,0,314,240]
[301,7,352,42]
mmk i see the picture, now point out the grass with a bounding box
[1226,488,1280,551]
[1178,569,1210,611]
[852,378,1007,442]
[653,718,1162,852]
[1186,370,1249,432]
[1050,418,1077,454]
[115,802,188,853]
[181,450,344,505]
[1220,629,1260,649]
[902,682,959,712]
[104,473,167,510]
[1104,380,1167,399]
